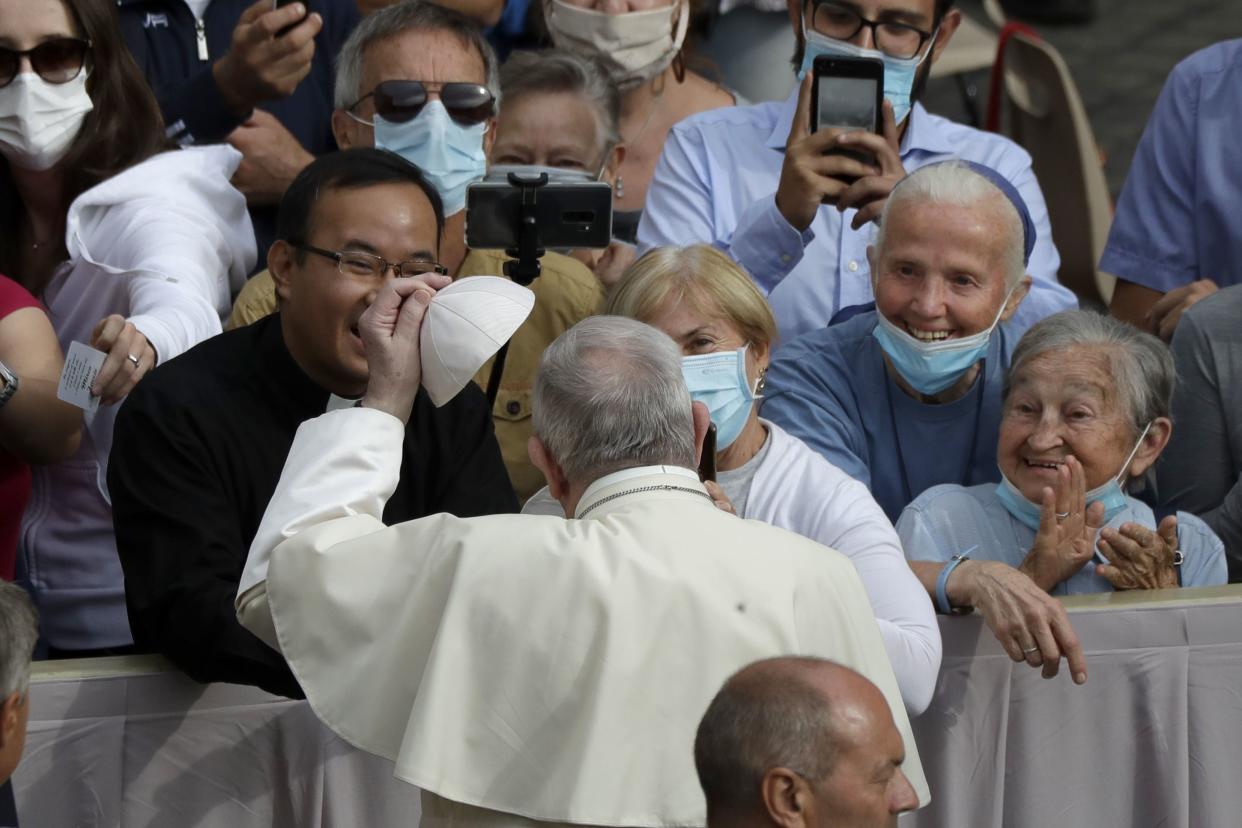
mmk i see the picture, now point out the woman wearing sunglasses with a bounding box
[0,0,254,654]
[543,0,735,242]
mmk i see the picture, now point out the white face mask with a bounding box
[0,72,93,171]
[544,0,689,89]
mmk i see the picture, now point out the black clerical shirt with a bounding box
[109,315,519,698]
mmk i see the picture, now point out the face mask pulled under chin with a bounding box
[797,23,935,125]
[0,72,93,171]
[873,283,1016,396]
[995,422,1154,531]
[545,0,689,89]
[374,100,488,216]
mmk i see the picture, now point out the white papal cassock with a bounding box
[237,407,929,826]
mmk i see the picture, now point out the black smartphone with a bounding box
[465,179,613,251]
[698,423,717,483]
[810,55,884,167]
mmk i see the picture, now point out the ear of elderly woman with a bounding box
[897,310,1228,681]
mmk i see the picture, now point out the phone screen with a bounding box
[816,76,880,132]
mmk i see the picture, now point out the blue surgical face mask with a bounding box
[995,423,1153,531]
[873,284,1015,396]
[682,347,761,451]
[797,22,936,125]
[374,100,487,216]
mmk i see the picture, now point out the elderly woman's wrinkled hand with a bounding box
[1018,456,1106,591]
[957,559,1087,684]
[1096,516,1180,590]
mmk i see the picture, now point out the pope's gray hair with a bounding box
[874,161,1025,287]
[0,582,38,699]
[533,316,696,483]
[1005,310,1175,436]
[334,1,501,110]
[500,50,621,156]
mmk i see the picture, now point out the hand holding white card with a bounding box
[57,341,107,413]
[420,276,535,407]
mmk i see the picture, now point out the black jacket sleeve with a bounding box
[425,384,521,519]
[109,388,303,699]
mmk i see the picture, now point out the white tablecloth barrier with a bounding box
[14,586,1242,828]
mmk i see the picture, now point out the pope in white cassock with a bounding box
[236,275,929,827]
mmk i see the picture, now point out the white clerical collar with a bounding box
[574,465,702,519]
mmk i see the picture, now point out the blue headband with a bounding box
[916,160,1037,265]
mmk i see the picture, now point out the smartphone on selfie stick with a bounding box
[810,55,884,169]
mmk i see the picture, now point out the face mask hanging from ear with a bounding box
[545,0,690,90]
[995,422,1154,531]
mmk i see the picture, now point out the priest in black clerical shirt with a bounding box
[109,149,519,698]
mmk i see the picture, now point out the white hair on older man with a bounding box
[0,582,38,700]
[1005,309,1175,438]
[874,161,1026,287]
[333,1,502,110]
[533,316,696,483]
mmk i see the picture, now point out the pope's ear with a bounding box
[529,436,570,500]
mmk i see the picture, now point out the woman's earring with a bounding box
[615,175,625,201]
[755,368,767,395]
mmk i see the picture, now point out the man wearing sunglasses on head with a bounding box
[108,148,519,699]
[639,0,1076,341]
[229,1,604,503]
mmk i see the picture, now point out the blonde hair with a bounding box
[606,245,778,350]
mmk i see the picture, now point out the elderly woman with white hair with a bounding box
[899,310,1226,681]
[764,160,1039,524]
[526,244,941,714]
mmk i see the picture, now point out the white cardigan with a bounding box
[20,145,255,649]
[524,419,942,714]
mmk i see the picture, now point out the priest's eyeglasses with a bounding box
[809,2,935,60]
[290,242,449,280]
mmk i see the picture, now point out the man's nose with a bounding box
[890,770,919,814]
[853,22,877,51]
[1027,414,1064,450]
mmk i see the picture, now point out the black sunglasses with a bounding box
[353,80,495,127]
[0,38,91,88]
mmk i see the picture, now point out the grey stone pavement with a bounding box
[923,0,1242,197]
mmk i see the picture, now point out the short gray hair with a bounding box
[875,160,1025,287]
[1006,309,1175,435]
[694,657,841,816]
[0,583,38,699]
[533,316,695,482]
[499,49,621,155]
[334,1,501,110]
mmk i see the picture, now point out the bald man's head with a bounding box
[694,657,917,828]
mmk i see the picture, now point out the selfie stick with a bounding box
[487,172,549,407]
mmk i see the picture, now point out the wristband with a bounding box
[935,548,976,615]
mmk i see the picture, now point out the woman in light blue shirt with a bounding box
[899,310,1227,681]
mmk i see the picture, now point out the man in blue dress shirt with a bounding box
[638,0,1075,339]
[1103,39,1242,343]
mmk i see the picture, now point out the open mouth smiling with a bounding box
[904,322,954,342]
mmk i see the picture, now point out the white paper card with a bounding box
[57,341,107,413]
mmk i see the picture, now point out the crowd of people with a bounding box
[1,0,1238,824]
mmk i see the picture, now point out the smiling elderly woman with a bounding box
[898,310,1227,680]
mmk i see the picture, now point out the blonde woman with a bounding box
[526,244,941,714]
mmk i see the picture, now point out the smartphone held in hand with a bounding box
[810,55,884,166]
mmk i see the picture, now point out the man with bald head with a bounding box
[696,657,919,828]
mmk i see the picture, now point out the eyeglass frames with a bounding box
[809,2,935,60]
[350,80,495,128]
[0,38,92,88]
[290,242,449,279]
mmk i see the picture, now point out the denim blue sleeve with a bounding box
[638,125,814,295]
[1099,59,1201,292]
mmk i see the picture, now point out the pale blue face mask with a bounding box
[873,283,1016,396]
[995,423,1153,531]
[797,22,936,125]
[374,100,487,216]
[681,347,761,451]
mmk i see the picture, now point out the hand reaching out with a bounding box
[1018,456,1106,591]
[358,275,452,423]
[89,314,157,405]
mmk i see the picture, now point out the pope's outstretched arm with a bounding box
[235,275,451,651]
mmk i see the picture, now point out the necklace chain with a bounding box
[577,483,710,518]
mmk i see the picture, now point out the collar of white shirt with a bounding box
[764,87,956,157]
[573,464,707,519]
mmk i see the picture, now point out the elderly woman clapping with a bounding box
[526,245,942,714]
[899,310,1227,681]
